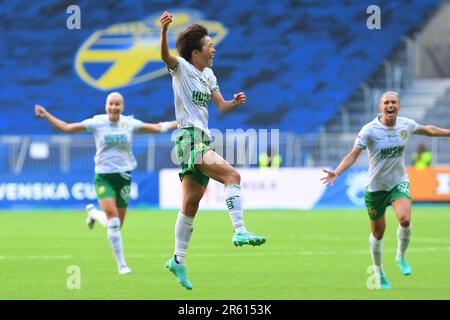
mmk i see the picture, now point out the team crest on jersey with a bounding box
[98,185,106,195]
[400,130,408,140]
[75,10,228,91]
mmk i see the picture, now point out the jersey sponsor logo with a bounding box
[380,145,405,159]
[104,133,127,146]
[75,10,228,91]
[192,91,211,108]
[400,130,408,140]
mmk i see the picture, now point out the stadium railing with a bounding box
[1,133,449,174]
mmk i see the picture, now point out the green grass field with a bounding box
[1,207,449,300]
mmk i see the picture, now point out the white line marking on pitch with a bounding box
[1,246,450,261]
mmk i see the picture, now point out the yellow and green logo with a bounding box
[400,130,408,140]
[97,185,106,195]
[75,10,228,91]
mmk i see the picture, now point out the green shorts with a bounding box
[174,127,212,187]
[93,172,132,208]
[364,182,411,221]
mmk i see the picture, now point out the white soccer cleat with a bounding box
[85,204,96,230]
[118,265,132,275]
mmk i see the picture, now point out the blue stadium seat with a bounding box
[1,0,439,136]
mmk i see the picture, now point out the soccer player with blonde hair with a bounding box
[321,91,450,289]
[35,92,176,275]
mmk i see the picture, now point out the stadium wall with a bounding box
[1,168,448,210]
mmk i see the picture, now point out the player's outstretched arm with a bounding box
[320,147,363,186]
[211,91,246,113]
[139,120,177,133]
[35,104,85,133]
[416,125,450,137]
[160,11,178,70]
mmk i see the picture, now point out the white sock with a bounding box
[91,208,108,227]
[224,184,247,233]
[107,217,127,268]
[397,224,411,260]
[369,233,383,272]
[174,211,194,266]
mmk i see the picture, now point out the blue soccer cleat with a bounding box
[380,272,391,289]
[232,231,266,247]
[165,258,192,290]
[396,257,412,276]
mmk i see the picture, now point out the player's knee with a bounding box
[399,216,410,227]
[372,228,385,240]
[187,192,203,204]
[373,232,384,240]
[227,170,241,185]
[182,202,199,216]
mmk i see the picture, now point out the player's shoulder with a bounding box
[92,114,108,120]
[203,67,216,78]
[177,56,191,69]
[397,116,417,125]
[121,114,141,122]
[177,56,187,64]
[83,114,108,129]
[87,114,108,123]
[360,117,378,131]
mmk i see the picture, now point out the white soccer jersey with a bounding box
[354,116,420,192]
[169,56,219,139]
[82,114,143,174]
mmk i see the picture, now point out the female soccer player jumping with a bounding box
[159,11,266,290]
[321,91,450,289]
[35,92,176,275]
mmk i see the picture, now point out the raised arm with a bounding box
[320,147,363,186]
[160,11,178,70]
[35,104,85,133]
[139,120,177,133]
[211,91,246,113]
[416,125,450,137]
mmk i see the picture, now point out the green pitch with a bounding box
[1,207,449,300]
